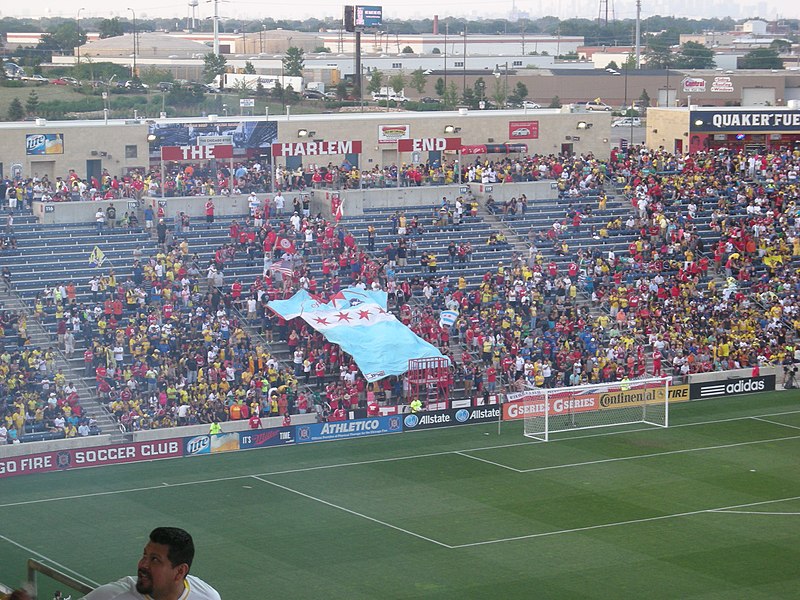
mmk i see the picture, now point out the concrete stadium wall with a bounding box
[0,434,113,459]
[130,412,318,442]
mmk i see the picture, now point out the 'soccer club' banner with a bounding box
[402,407,501,431]
[0,439,183,478]
[296,416,403,443]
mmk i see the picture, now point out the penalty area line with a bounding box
[0,533,100,587]
[449,494,800,548]
[250,475,453,549]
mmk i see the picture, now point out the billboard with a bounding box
[378,124,410,144]
[0,440,183,478]
[402,407,501,431]
[272,140,363,157]
[690,110,800,133]
[508,121,539,140]
[26,133,64,155]
[239,427,296,449]
[295,415,402,443]
[148,120,278,151]
[355,5,383,28]
[160,144,234,161]
[689,375,775,400]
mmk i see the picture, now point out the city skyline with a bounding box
[0,0,795,25]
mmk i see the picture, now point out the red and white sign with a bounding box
[397,137,462,152]
[508,120,539,140]
[378,124,410,144]
[682,77,707,92]
[502,392,599,420]
[0,439,183,479]
[272,140,362,157]
[160,144,233,160]
[711,76,734,93]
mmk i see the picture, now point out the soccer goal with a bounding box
[517,377,670,442]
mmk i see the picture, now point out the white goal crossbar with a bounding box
[511,377,670,442]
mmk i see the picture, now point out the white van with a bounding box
[612,117,642,128]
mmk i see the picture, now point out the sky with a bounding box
[2,0,799,24]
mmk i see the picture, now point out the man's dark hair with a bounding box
[149,527,195,570]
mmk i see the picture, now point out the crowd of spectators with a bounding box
[0,310,96,444]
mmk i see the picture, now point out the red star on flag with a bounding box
[313,317,330,326]
[358,310,371,320]
[336,311,353,322]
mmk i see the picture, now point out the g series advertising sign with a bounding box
[690,375,775,400]
[690,110,800,133]
[0,440,183,478]
[403,407,501,431]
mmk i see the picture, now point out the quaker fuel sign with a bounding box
[691,109,800,133]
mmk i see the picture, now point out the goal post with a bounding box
[514,377,670,442]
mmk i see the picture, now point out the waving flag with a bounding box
[439,309,459,329]
[269,287,447,381]
[276,236,296,255]
[89,246,106,267]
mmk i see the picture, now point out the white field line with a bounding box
[250,475,454,548]
[750,416,800,431]
[449,495,800,549]
[0,533,100,587]
[710,510,800,516]
[454,451,524,472]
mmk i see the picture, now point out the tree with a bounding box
[25,90,40,115]
[203,53,228,87]
[431,48,441,54]
[244,61,256,74]
[402,45,414,54]
[335,81,347,99]
[639,89,651,107]
[739,48,783,69]
[99,17,125,39]
[409,68,427,94]
[283,47,305,77]
[508,81,528,104]
[491,77,507,107]
[645,35,673,70]
[605,61,619,70]
[8,98,24,121]
[367,70,383,94]
[38,22,86,55]
[313,46,331,53]
[389,73,406,95]
[771,39,792,54]
[675,41,715,69]
[434,77,445,98]
[549,96,562,108]
[443,81,459,108]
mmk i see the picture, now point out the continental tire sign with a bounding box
[598,387,666,409]
[689,375,775,400]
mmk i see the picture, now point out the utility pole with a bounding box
[127,8,137,77]
[213,0,220,56]
[462,25,467,98]
[635,0,641,68]
[76,7,85,64]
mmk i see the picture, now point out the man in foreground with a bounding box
[82,527,220,600]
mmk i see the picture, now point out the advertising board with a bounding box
[240,427,296,449]
[25,133,64,155]
[508,121,539,140]
[296,415,402,443]
[0,439,183,478]
[689,375,775,400]
[402,407,500,431]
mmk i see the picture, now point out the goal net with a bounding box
[513,377,670,442]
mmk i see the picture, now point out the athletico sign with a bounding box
[296,415,402,443]
[271,140,363,157]
[690,375,775,400]
[0,439,183,478]
[403,407,500,430]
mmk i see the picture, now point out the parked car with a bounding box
[419,96,441,104]
[23,74,48,83]
[585,100,612,111]
[50,78,71,86]
[522,100,541,109]
[302,89,326,100]
[611,117,642,128]
[323,91,338,100]
[157,81,174,92]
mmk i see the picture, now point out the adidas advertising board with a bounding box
[403,407,501,431]
[689,375,775,400]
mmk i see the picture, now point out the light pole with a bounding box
[461,26,467,98]
[76,8,85,64]
[127,7,137,78]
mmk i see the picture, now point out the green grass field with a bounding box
[2,391,800,599]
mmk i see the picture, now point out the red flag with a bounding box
[276,236,296,254]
